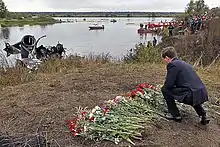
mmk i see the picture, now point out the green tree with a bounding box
[186,0,195,15]
[0,0,8,18]
[194,0,209,14]
[185,0,209,16]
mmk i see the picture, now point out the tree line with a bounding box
[0,0,219,19]
[0,0,7,18]
[185,0,219,17]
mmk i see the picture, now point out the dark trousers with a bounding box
[162,88,206,117]
[169,30,173,36]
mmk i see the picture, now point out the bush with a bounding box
[123,43,162,63]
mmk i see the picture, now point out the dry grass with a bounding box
[0,56,219,103]
[0,67,36,87]
[0,54,112,87]
[0,57,219,146]
[197,63,220,104]
[207,18,220,42]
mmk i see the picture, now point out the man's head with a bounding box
[161,47,177,63]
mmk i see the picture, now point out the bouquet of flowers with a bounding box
[67,83,167,145]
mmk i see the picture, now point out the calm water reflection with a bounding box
[0,17,172,62]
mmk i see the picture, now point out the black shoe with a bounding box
[200,116,210,125]
[164,113,182,122]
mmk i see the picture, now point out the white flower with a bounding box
[114,138,120,144]
[115,96,121,98]
[84,126,87,132]
[91,108,96,114]
[91,106,100,113]
[115,96,126,101]
[95,106,100,110]
[89,113,93,118]
[115,96,122,100]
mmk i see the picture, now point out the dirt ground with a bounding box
[0,63,220,147]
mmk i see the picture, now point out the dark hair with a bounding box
[161,47,177,59]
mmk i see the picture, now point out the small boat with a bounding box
[110,19,117,23]
[89,24,104,30]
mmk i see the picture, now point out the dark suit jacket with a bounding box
[163,58,208,106]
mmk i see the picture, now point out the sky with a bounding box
[4,0,220,12]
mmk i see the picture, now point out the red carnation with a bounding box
[104,108,110,115]
[151,86,157,91]
[130,90,138,98]
[68,120,74,125]
[145,84,151,88]
[89,117,95,122]
[81,111,87,118]
[138,83,146,89]
[70,124,77,132]
[137,88,144,94]
[75,116,79,122]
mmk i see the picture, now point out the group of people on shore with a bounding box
[141,13,216,37]
[176,13,216,35]
[188,16,207,33]
[185,13,213,34]
[167,14,209,37]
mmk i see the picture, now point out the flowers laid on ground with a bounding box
[67,83,167,145]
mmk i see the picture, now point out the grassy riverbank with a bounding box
[0,16,58,27]
[0,56,219,147]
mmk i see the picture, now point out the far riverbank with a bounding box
[0,16,58,27]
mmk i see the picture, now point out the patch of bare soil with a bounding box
[0,63,220,147]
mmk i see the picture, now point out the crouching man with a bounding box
[161,47,210,125]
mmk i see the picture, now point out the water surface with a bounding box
[0,17,172,63]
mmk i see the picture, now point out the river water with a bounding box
[0,17,172,63]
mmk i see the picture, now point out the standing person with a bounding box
[168,23,174,36]
[147,41,152,48]
[197,16,202,31]
[190,18,196,34]
[161,47,210,125]
[144,24,148,30]
[153,37,157,47]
